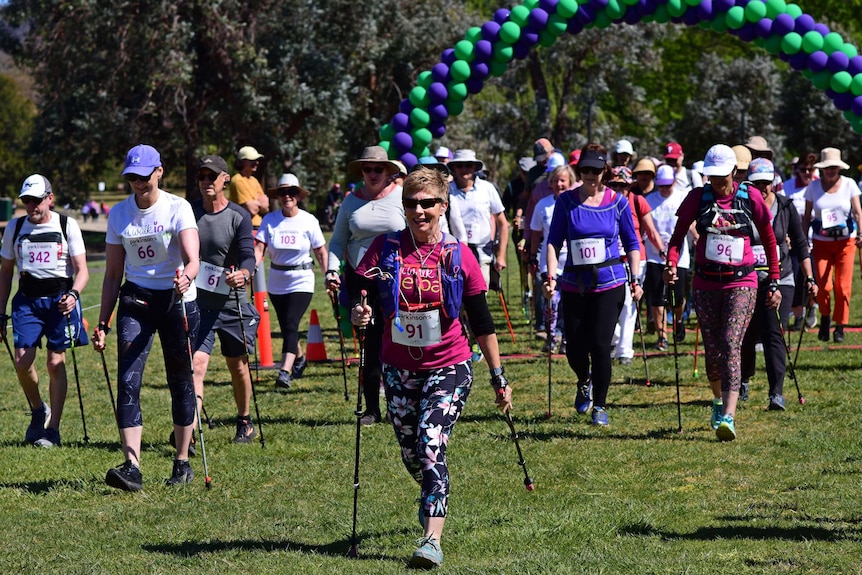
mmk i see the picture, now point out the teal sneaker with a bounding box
[409,535,443,569]
[716,414,736,442]
[711,398,723,430]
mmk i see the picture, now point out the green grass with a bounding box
[2,250,862,574]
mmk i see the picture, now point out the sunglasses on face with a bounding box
[126,171,154,183]
[580,167,603,176]
[798,167,814,173]
[22,196,45,205]
[362,166,385,175]
[752,180,771,190]
[278,189,300,198]
[608,182,629,189]
[197,171,220,182]
[403,197,443,210]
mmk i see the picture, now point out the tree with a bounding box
[0,72,34,198]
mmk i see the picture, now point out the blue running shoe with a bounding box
[574,380,593,415]
[716,414,736,442]
[591,407,609,426]
[711,398,723,430]
[409,536,443,569]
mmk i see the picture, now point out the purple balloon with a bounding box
[624,9,643,24]
[639,0,658,16]
[540,0,559,12]
[528,8,549,30]
[471,61,490,80]
[755,18,773,39]
[493,8,510,25]
[778,52,790,63]
[399,99,414,115]
[513,42,531,59]
[481,21,501,42]
[474,40,494,62]
[735,23,756,43]
[813,24,830,37]
[430,124,447,139]
[827,51,850,73]
[789,51,809,71]
[429,104,449,122]
[393,131,413,153]
[682,10,700,26]
[431,63,450,84]
[441,48,456,66]
[521,30,540,47]
[567,19,584,35]
[670,16,684,25]
[589,0,609,8]
[576,4,597,25]
[399,152,418,168]
[392,112,411,132]
[808,51,829,73]
[833,92,853,111]
[848,55,862,76]
[428,82,448,103]
[466,78,484,95]
[713,0,734,12]
[772,13,795,36]
[793,13,815,35]
[852,96,862,117]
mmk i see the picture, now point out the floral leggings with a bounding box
[694,287,757,392]
[382,360,473,520]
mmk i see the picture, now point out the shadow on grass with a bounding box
[0,477,88,494]
[489,427,693,442]
[655,522,861,542]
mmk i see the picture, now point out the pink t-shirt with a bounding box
[356,233,487,371]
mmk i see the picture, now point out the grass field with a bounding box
[2,249,862,574]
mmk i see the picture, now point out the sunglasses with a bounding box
[580,167,604,175]
[278,188,301,198]
[403,197,443,210]
[22,196,45,205]
[197,171,220,182]
[126,170,154,183]
[798,167,814,173]
[608,182,629,189]
[362,166,385,175]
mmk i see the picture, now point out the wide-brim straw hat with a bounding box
[347,146,402,178]
[449,149,486,173]
[814,147,850,170]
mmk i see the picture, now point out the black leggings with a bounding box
[269,292,314,356]
[741,283,793,396]
[561,285,626,408]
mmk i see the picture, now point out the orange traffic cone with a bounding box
[252,262,274,367]
[306,309,327,362]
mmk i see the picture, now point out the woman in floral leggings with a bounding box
[664,144,781,442]
[352,167,512,569]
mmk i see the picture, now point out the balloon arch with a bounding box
[377,0,862,168]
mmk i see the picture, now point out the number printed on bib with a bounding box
[751,245,779,268]
[568,238,605,265]
[196,261,231,295]
[705,234,744,265]
[821,207,845,229]
[278,231,300,246]
[126,234,168,266]
[21,242,57,272]
[391,309,442,347]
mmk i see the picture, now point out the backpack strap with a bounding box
[12,213,69,245]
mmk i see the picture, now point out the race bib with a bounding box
[821,207,845,230]
[278,231,300,247]
[391,309,442,347]
[126,234,168,266]
[196,261,231,295]
[464,222,474,242]
[705,234,744,264]
[20,242,58,272]
[751,245,779,268]
[568,238,605,265]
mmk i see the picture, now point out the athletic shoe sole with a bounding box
[716,422,736,442]
[105,468,143,492]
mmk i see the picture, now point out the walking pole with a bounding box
[776,308,805,405]
[692,320,700,379]
[98,342,122,445]
[329,290,350,402]
[65,312,89,443]
[668,285,683,434]
[793,303,807,375]
[634,298,651,387]
[177,270,211,489]
[545,302,553,418]
[497,289,517,345]
[232,268,266,448]
[504,410,535,491]
[348,290,368,558]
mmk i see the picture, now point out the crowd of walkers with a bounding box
[0,136,854,568]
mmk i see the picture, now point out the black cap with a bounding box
[198,155,229,175]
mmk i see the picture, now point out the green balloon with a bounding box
[764,35,782,55]
[698,20,712,31]
[852,116,862,133]
[605,0,624,20]
[622,0,639,5]
[842,109,856,123]
[454,40,475,63]
[524,0,539,9]
[450,60,471,82]
[753,37,766,49]
[558,0,580,17]
[379,123,395,141]
[465,27,482,44]
[493,43,514,63]
[539,29,558,46]
[412,145,431,158]
[744,0,766,22]
[489,60,508,77]
[548,14,568,36]
[851,74,862,97]
[725,6,745,30]
[653,4,670,24]
[379,140,392,155]
[801,30,824,54]
[800,68,813,80]
[500,21,521,44]
[785,3,802,18]
[685,0,701,6]
[710,15,728,34]
[410,107,430,128]
[446,99,465,116]
[765,0,787,19]
[417,71,432,89]
[811,69,832,90]
[780,32,803,55]
[412,127,432,147]
[509,5,530,27]
[667,0,686,19]
[409,86,430,108]
[831,71,853,93]
[841,43,859,58]
[447,82,468,101]
[823,32,844,55]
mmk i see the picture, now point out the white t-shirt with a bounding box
[530,193,568,275]
[0,211,86,279]
[644,189,689,268]
[780,176,810,217]
[804,176,861,242]
[106,190,198,299]
[449,178,504,246]
[673,167,702,195]
[257,209,325,294]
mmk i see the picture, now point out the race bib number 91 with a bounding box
[391,309,442,347]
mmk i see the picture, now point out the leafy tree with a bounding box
[0,72,34,198]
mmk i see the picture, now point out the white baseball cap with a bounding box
[702,144,737,177]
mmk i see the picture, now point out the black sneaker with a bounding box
[674,321,686,343]
[359,411,381,426]
[168,429,196,457]
[275,370,292,389]
[818,316,831,342]
[739,380,750,402]
[833,324,845,343]
[165,459,194,486]
[25,403,51,444]
[106,461,143,492]
[291,356,307,380]
[233,416,256,444]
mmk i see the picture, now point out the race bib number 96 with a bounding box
[705,234,744,265]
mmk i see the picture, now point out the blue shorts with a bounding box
[11,291,89,351]
[194,302,259,358]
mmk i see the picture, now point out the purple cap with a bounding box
[122,144,162,176]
